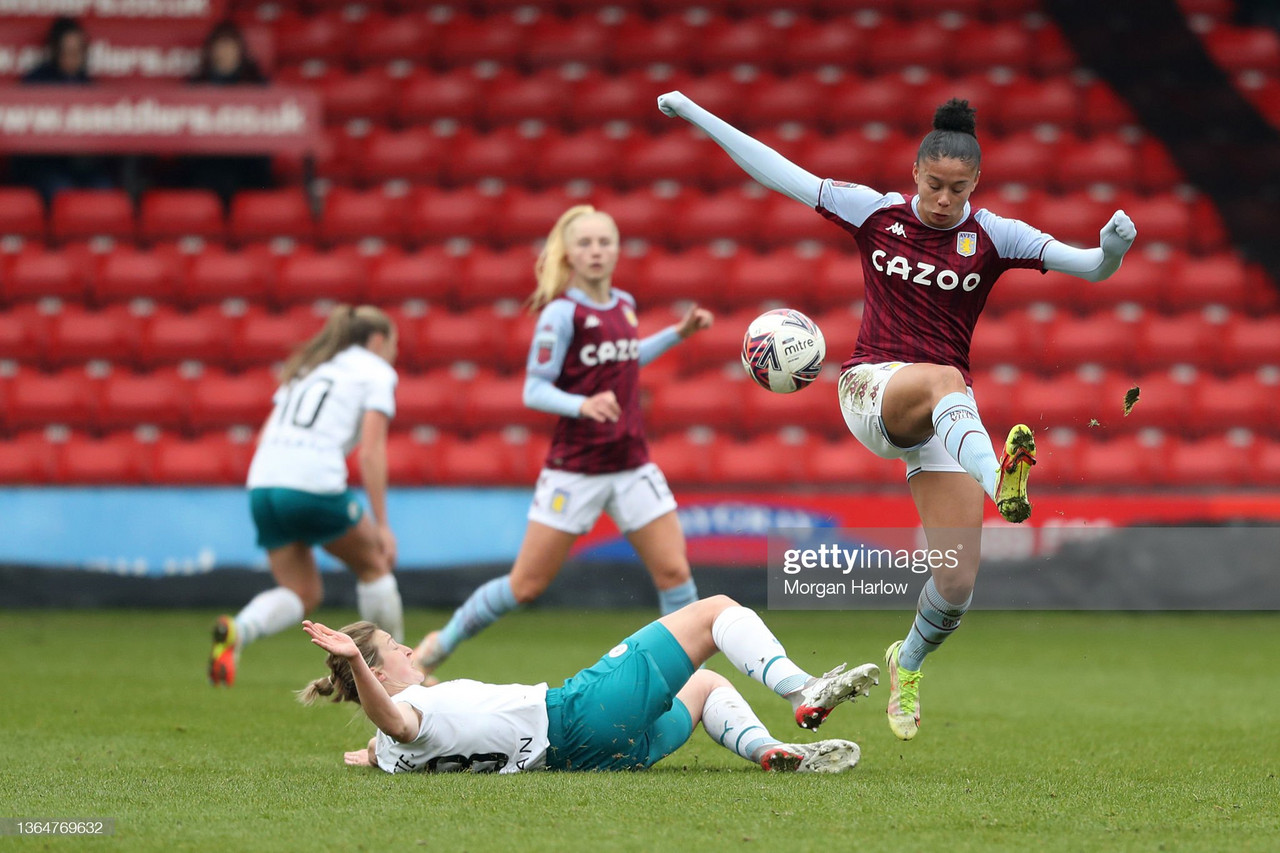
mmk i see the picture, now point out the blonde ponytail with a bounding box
[280,305,395,384]
[529,205,617,312]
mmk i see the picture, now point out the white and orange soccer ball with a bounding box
[741,309,826,394]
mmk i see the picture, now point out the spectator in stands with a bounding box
[183,20,272,207]
[209,305,403,687]
[659,90,1137,745]
[412,206,713,679]
[301,596,879,774]
[17,17,116,201]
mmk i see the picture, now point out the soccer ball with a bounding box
[741,309,826,394]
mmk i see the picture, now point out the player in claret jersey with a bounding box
[659,92,1137,742]
[413,205,714,676]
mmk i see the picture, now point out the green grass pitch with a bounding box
[4,608,1278,851]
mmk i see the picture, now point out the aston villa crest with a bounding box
[956,231,977,257]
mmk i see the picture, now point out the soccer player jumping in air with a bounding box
[658,92,1136,741]
[302,596,880,774]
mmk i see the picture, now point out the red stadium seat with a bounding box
[813,253,867,309]
[479,68,573,127]
[49,190,135,242]
[99,368,189,430]
[396,68,484,125]
[433,13,528,68]
[359,128,452,186]
[55,432,151,484]
[318,189,406,246]
[537,129,625,188]
[229,190,315,244]
[990,77,1081,133]
[522,15,611,68]
[671,188,766,249]
[1015,374,1104,433]
[458,247,539,307]
[1164,435,1254,486]
[647,374,749,433]
[1258,437,1280,485]
[416,307,514,369]
[647,432,718,485]
[813,305,864,362]
[1165,253,1250,310]
[1076,435,1162,487]
[612,14,696,69]
[1079,80,1138,132]
[499,187,583,246]
[1108,192,1194,249]
[1132,312,1219,370]
[1203,25,1280,74]
[619,129,716,189]
[744,373,845,436]
[795,129,890,190]
[726,249,824,312]
[1040,312,1140,370]
[138,305,237,367]
[367,248,460,305]
[231,306,326,368]
[1068,245,1167,310]
[634,247,733,310]
[272,11,346,64]
[755,192,830,250]
[442,128,542,186]
[91,246,183,306]
[915,74,1008,136]
[351,12,433,65]
[568,71,655,128]
[0,186,46,241]
[7,367,100,429]
[188,367,278,428]
[0,431,59,483]
[985,266,1077,313]
[699,16,780,71]
[45,305,142,366]
[182,247,274,306]
[661,70,750,131]
[1055,135,1140,190]
[970,315,1029,367]
[138,190,225,243]
[802,436,899,486]
[320,68,398,124]
[407,186,500,245]
[465,374,545,431]
[1026,191,1114,246]
[822,77,918,133]
[861,21,953,75]
[1189,373,1275,434]
[1221,316,1280,367]
[711,435,810,486]
[438,431,541,486]
[3,245,91,303]
[1030,25,1079,77]
[1134,137,1186,193]
[680,307,760,371]
[150,432,251,485]
[0,303,50,364]
[741,72,834,129]
[778,17,864,73]
[948,22,1034,74]
[384,431,449,486]
[980,132,1060,188]
[1098,370,1187,433]
[273,248,367,306]
[589,187,678,246]
[393,369,471,429]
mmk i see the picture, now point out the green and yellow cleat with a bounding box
[885,640,922,741]
[209,614,238,687]
[996,424,1037,524]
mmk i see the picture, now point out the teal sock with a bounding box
[657,578,699,615]
[932,391,999,500]
[898,578,971,671]
[438,575,519,654]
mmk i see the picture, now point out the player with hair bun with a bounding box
[658,92,1137,742]
[413,205,714,677]
[209,305,403,686]
[302,595,881,774]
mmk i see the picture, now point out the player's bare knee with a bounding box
[508,574,549,605]
[687,668,731,695]
[702,594,739,620]
[932,366,968,401]
[288,581,323,613]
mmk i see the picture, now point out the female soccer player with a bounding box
[657,92,1137,741]
[302,596,880,774]
[209,305,403,686]
[413,206,713,676]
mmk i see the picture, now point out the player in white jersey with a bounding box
[659,92,1136,741]
[210,305,404,686]
[413,206,713,678]
[301,595,883,774]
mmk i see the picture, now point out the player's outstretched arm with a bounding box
[302,620,421,743]
[657,90,823,208]
[638,305,713,366]
[1042,209,1137,282]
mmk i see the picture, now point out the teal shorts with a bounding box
[249,487,363,551]
[544,622,696,771]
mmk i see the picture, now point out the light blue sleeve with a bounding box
[816,181,901,227]
[523,300,585,418]
[639,326,682,367]
[974,209,1054,261]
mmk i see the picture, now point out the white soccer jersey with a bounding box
[374,680,550,775]
[246,345,397,494]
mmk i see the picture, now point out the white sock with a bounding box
[711,606,812,697]
[357,573,404,642]
[235,587,305,647]
[701,686,781,764]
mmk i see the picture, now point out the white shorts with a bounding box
[527,462,678,536]
[838,362,968,481]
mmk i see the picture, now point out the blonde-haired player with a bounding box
[210,304,402,686]
[412,206,712,678]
